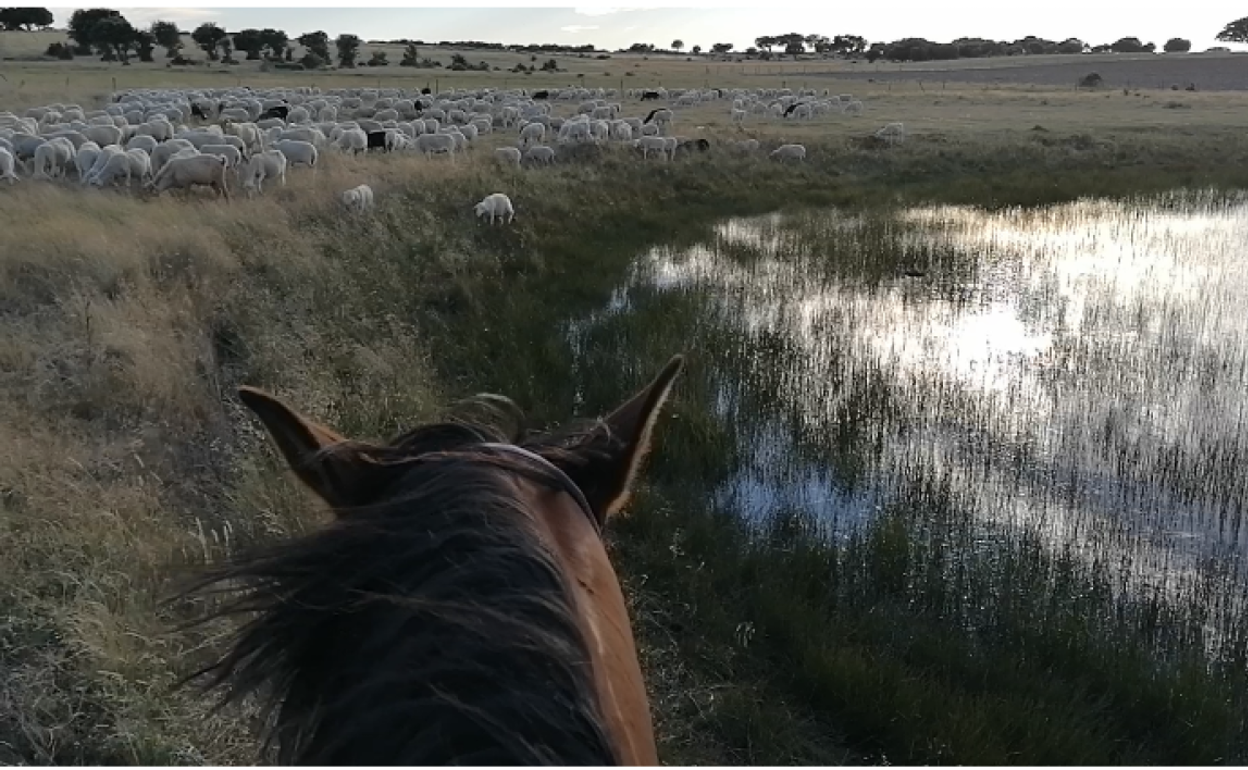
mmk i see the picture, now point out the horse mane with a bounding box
[176,398,622,765]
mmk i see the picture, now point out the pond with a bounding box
[570,189,1248,626]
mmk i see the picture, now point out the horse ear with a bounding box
[237,386,378,512]
[562,355,684,524]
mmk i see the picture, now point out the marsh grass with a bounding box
[3,89,1248,763]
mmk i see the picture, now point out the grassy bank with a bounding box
[2,128,1248,764]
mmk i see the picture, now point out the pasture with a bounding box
[3,43,1248,764]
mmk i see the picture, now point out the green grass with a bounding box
[2,112,1248,764]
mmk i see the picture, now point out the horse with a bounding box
[176,355,685,765]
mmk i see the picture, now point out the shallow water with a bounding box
[573,189,1248,618]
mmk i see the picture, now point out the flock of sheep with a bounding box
[0,82,899,220]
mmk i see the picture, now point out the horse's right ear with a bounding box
[237,386,379,512]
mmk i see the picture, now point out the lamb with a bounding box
[0,147,17,184]
[340,183,374,213]
[522,145,556,165]
[769,143,807,162]
[241,149,288,197]
[874,122,906,145]
[271,139,318,169]
[147,153,230,199]
[731,108,747,124]
[494,146,522,166]
[473,192,514,225]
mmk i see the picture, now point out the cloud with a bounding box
[573,7,642,16]
[115,7,220,26]
[560,24,600,33]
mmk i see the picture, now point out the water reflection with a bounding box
[574,191,1248,612]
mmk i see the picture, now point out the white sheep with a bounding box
[769,143,807,162]
[0,147,17,185]
[414,132,458,160]
[271,139,318,169]
[32,138,74,180]
[199,143,243,168]
[494,146,522,166]
[519,121,546,148]
[875,122,906,145]
[474,192,514,225]
[241,149,288,196]
[522,145,556,165]
[634,135,670,161]
[340,183,374,213]
[147,153,230,199]
[88,151,136,188]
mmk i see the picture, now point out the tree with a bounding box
[133,29,155,62]
[367,50,387,66]
[865,42,885,63]
[671,39,683,52]
[258,28,287,59]
[67,9,126,54]
[710,42,733,54]
[335,33,361,67]
[400,41,420,66]
[191,22,226,61]
[218,36,236,63]
[691,44,701,55]
[92,15,138,63]
[1164,37,1192,52]
[1110,36,1147,53]
[1216,16,1248,44]
[1058,37,1086,54]
[0,7,54,31]
[754,35,774,53]
[150,20,181,58]
[297,31,330,61]
[232,28,264,60]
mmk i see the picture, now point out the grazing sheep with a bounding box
[414,132,458,160]
[32,137,74,179]
[494,146,522,166]
[271,139,318,169]
[125,148,153,185]
[519,121,546,148]
[147,153,230,199]
[474,192,514,225]
[0,147,17,185]
[88,151,136,188]
[151,139,195,174]
[769,143,807,162]
[875,122,906,145]
[241,149,288,196]
[634,135,670,161]
[340,183,374,213]
[844,99,864,115]
[522,145,556,165]
[199,143,243,168]
[125,134,158,153]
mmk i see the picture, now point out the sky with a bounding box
[39,2,1247,53]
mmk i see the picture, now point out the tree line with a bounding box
[12,8,1248,68]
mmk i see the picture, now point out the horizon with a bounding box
[27,5,1248,55]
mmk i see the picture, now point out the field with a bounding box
[3,37,1248,764]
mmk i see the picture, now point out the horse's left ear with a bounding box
[237,386,388,513]
[562,355,684,524]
